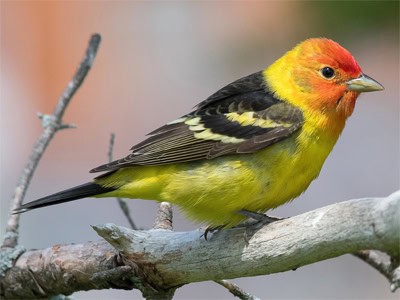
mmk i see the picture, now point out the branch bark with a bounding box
[354,250,400,292]
[153,202,173,231]
[214,280,260,300]
[1,192,398,299]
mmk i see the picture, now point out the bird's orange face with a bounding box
[292,38,363,117]
[284,38,383,119]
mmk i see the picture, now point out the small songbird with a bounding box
[15,38,383,228]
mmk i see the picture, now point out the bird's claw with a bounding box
[201,211,285,241]
[202,225,225,241]
[238,210,284,223]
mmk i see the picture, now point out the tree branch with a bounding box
[153,202,173,231]
[1,192,398,298]
[354,250,400,291]
[2,34,101,249]
[214,280,260,300]
[107,133,138,230]
[94,191,400,287]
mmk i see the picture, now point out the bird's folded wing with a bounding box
[90,71,304,173]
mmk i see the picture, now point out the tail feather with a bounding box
[13,182,115,214]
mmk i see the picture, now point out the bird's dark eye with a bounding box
[321,67,335,79]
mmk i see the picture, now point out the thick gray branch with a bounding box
[1,192,398,298]
[93,191,400,288]
[0,241,134,298]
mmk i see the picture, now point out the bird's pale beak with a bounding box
[346,74,384,92]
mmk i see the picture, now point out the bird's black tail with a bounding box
[13,182,116,214]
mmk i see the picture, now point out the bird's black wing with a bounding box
[90,71,303,173]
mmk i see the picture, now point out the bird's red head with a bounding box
[302,38,362,78]
[295,38,363,118]
[265,38,383,121]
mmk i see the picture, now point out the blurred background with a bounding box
[1,1,398,299]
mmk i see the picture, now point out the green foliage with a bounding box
[304,1,399,39]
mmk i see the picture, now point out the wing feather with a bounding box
[90,71,303,173]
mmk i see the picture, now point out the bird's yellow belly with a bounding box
[182,142,329,226]
[98,133,335,227]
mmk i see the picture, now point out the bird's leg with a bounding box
[237,210,285,225]
[202,225,225,241]
[235,210,287,243]
[202,211,285,241]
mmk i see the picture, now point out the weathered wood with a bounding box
[1,192,398,299]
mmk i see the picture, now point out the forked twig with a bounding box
[2,34,101,248]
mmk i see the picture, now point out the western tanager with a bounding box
[15,38,384,228]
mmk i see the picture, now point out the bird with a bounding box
[14,38,384,228]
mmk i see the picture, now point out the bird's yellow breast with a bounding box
[97,117,342,227]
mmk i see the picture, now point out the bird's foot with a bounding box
[235,210,286,243]
[201,211,285,241]
[236,210,286,232]
[237,210,285,225]
[202,225,225,241]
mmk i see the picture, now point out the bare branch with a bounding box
[392,265,400,292]
[0,241,135,298]
[354,250,393,280]
[52,34,101,120]
[92,192,399,289]
[354,250,400,292]
[153,202,173,230]
[214,280,260,300]
[117,199,138,230]
[1,193,398,298]
[107,132,116,162]
[2,34,101,249]
[107,133,138,230]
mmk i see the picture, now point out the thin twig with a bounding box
[2,34,101,249]
[107,133,137,230]
[214,280,260,300]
